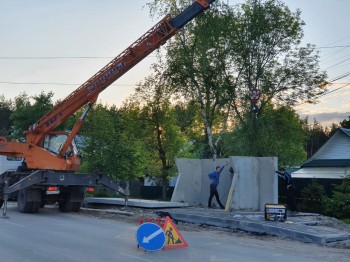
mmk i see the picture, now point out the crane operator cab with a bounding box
[42,132,80,159]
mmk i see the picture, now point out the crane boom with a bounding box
[0,0,217,171]
[27,0,216,145]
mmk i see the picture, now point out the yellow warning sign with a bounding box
[162,216,188,249]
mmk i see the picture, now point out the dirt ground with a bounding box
[79,205,350,250]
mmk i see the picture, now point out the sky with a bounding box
[0,0,350,128]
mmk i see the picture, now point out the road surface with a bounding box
[0,203,349,262]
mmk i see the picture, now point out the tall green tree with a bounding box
[222,104,307,166]
[339,116,350,129]
[173,101,210,158]
[148,0,236,160]
[79,104,142,183]
[10,91,54,139]
[0,95,13,136]
[128,75,190,199]
[324,116,350,142]
[147,0,327,160]
[304,119,328,158]
[227,0,327,114]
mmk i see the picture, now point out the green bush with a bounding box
[299,179,326,214]
[341,218,350,224]
[323,175,350,219]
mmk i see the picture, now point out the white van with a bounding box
[0,156,22,174]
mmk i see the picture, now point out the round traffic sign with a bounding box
[136,222,166,251]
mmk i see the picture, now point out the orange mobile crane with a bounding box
[0,0,217,215]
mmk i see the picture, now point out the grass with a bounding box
[341,218,350,224]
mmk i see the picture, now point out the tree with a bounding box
[339,116,350,129]
[0,95,13,136]
[147,0,327,160]
[79,104,143,183]
[304,119,328,158]
[299,179,326,214]
[147,0,237,160]
[10,91,54,138]
[128,74,190,199]
[173,101,211,158]
[324,175,350,219]
[222,104,307,166]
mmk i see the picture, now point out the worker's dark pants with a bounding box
[208,184,225,209]
[287,185,298,212]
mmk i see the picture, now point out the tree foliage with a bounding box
[222,104,307,166]
[0,95,13,136]
[126,74,191,198]
[303,119,328,158]
[79,104,143,181]
[9,91,54,139]
[323,175,350,219]
[227,0,327,113]
[299,179,326,214]
[146,0,327,160]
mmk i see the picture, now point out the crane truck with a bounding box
[0,0,218,215]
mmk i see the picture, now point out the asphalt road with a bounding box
[0,202,349,262]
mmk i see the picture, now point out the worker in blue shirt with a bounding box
[276,167,298,212]
[208,163,228,209]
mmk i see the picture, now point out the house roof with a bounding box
[300,128,350,169]
[303,128,350,166]
[292,167,348,179]
[340,128,350,137]
[302,159,350,168]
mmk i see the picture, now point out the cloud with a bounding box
[299,111,350,128]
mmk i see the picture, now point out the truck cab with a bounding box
[0,156,22,174]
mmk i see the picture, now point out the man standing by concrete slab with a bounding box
[276,167,298,212]
[208,163,228,209]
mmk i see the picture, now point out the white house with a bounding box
[292,128,350,179]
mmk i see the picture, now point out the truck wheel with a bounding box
[59,200,82,212]
[30,201,41,213]
[17,188,41,213]
[71,202,82,212]
[59,186,84,212]
[59,199,73,212]
[40,201,46,208]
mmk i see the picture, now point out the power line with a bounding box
[0,81,135,86]
[0,56,114,59]
[317,45,350,49]
[321,83,350,97]
[0,56,156,60]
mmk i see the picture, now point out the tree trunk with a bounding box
[161,176,168,200]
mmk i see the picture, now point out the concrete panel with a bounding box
[172,158,231,207]
[230,157,259,210]
[258,157,278,211]
[172,158,202,205]
[173,157,277,211]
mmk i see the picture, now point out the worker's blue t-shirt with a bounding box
[208,165,225,187]
[276,171,292,185]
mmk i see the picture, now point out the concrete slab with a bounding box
[159,208,350,245]
[84,197,189,208]
[172,157,278,211]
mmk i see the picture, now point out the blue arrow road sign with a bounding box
[136,222,166,251]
